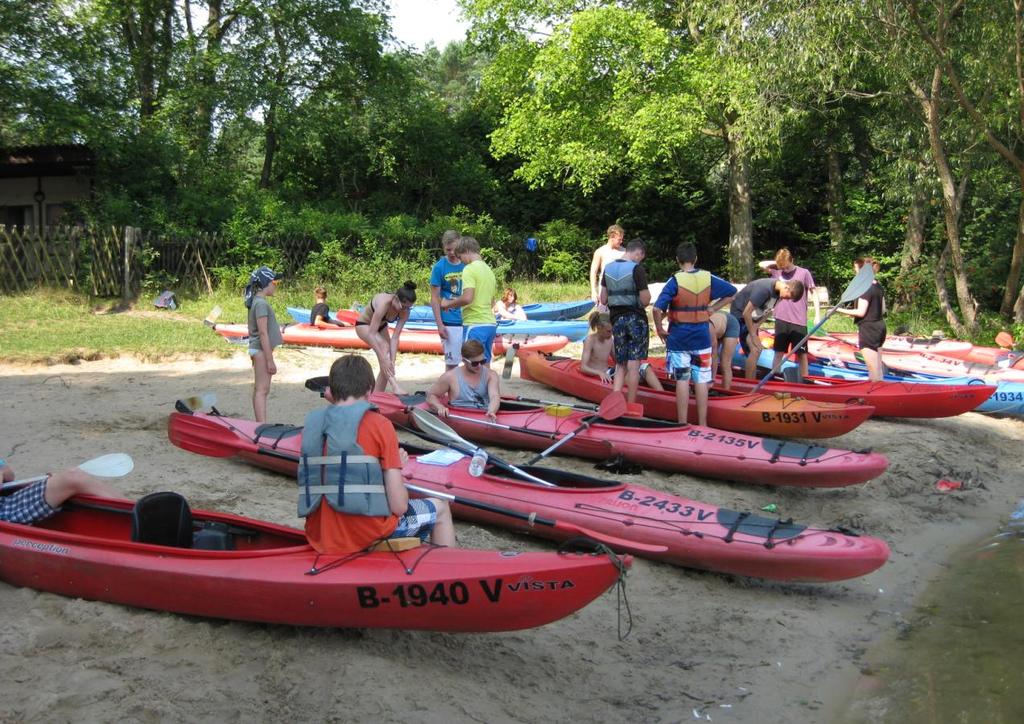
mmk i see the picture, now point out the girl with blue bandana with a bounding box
[245,265,284,421]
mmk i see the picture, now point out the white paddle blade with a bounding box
[203,306,223,326]
[180,392,217,411]
[409,408,472,447]
[78,453,134,478]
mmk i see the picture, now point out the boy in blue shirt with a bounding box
[429,230,465,369]
[652,243,737,426]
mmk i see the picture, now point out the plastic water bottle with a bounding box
[468,449,488,477]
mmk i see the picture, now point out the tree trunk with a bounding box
[895,169,930,310]
[1001,170,1024,317]
[899,175,929,278]
[911,69,979,333]
[726,130,754,282]
[826,145,845,249]
[934,242,968,336]
[259,99,277,189]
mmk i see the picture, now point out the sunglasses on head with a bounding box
[463,357,486,368]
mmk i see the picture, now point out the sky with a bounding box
[388,0,470,50]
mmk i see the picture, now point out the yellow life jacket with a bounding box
[669,270,712,324]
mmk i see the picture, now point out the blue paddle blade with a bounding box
[839,265,875,305]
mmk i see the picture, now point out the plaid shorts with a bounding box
[667,348,714,384]
[391,498,438,541]
[612,312,650,362]
[0,480,58,524]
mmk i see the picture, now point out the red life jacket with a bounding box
[669,270,712,324]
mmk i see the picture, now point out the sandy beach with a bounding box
[1,345,1021,723]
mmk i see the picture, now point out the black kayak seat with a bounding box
[131,491,193,548]
[782,366,803,384]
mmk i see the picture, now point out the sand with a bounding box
[1,345,1022,723]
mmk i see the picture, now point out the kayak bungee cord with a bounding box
[306,541,445,577]
[567,501,863,550]
[559,538,632,640]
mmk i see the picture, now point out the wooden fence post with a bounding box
[123,226,137,301]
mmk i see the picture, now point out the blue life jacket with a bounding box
[297,402,389,518]
[604,259,640,308]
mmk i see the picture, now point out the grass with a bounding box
[3,281,1013,365]
[0,281,593,364]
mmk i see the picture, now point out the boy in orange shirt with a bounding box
[299,354,455,554]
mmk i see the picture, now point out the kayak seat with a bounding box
[131,491,194,548]
[782,366,804,384]
[370,537,422,552]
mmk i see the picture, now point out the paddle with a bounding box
[176,392,218,412]
[168,412,665,553]
[750,264,876,393]
[404,482,667,554]
[2,453,135,492]
[409,408,557,487]
[996,331,1014,349]
[203,306,222,327]
[502,341,519,379]
[525,391,628,465]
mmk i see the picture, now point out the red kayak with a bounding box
[168,410,890,582]
[519,352,875,438]
[0,494,624,632]
[362,391,888,488]
[805,337,1024,383]
[643,358,995,419]
[212,322,569,356]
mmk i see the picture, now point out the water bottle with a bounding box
[468,449,488,477]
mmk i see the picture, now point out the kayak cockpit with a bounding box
[22,495,307,554]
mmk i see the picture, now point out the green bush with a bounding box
[540,250,581,282]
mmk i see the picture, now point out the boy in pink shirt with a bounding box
[759,248,819,379]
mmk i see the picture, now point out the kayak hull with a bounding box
[725,352,995,418]
[518,352,875,438]
[0,497,622,632]
[796,356,1024,419]
[167,411,889,581]
[213,323,569,356]
[367,393,888,487]
[804,338,1024,384]
[405,299,595,323]
[286,307,590,342]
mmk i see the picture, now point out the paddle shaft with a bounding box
[405,483,666,553]
[444,413,559,440]
[1,474,47,491]
[525,417,594,465]
[513,395,598,413]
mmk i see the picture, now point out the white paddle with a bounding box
[2,453,135,492]
[409,408,556,487]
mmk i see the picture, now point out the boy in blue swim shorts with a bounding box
[652,243,736,426]
[600,239,653,404]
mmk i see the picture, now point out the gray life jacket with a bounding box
[604,259,640,308]
[297,401,390,518]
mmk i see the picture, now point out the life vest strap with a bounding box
[304,454,378,466]
[303,484,386,495]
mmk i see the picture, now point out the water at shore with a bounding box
[841,507,1024,723]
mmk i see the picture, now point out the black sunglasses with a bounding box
[463,358,486,368]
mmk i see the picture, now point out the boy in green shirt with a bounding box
[441,236,498,362]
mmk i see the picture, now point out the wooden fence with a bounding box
[0,226,320,296]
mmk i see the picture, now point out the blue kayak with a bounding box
[405,299,595,324]
[286,307,589,342]
[738,348,1024,418]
